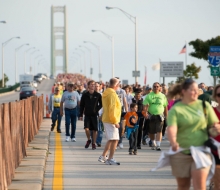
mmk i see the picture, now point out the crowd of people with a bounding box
[48,73,220,190]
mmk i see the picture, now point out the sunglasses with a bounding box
[216,93,220,97]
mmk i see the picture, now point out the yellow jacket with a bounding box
[102,88,121,124]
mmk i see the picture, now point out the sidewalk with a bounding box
[8,119,51,190]
[43,119,178,190]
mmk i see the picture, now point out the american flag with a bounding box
[179,45,186,54]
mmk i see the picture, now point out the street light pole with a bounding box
[79,45,92,79]
[29,50,39,74]
[2,36,20,87]
[84,41,102,81]
[76,48,86,76]
[92,30,114,78]
[34,55,42,75]
[106,6,138,83]
[15,43,29,83]
[24,47,35,74]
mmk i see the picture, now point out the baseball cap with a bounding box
[146,86,152,90]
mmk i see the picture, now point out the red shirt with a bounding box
[212,107,220,155]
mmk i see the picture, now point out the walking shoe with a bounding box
[118,143,123,149]
[137,146,141,149]
[156,146,161,151]
[129,152,133,155]
[149,140,153,147]
[98,155,108,163]
[71,138,76,142]
[96,143,101,147]
[85,139,91,148]
[51,124,55,131]
[65,136,70,142]
[57,129,61,133]
[162,136,165,140]
[142,140,147,145]
[133,151,137,155]
[151,144,156,150]
[105,158,120,165]
[92,143,96,150]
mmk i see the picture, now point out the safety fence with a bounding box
[0,95,44,190]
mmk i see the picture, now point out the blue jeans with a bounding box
[51,108,62,130]
[65,108,77,138]
[96,120,103,144]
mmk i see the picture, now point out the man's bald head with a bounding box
[109,78,119,88]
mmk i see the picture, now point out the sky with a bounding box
[0,0,220,86]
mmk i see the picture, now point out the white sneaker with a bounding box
[162,136,165,140]
[105,158,120,165]
[71,138,76,142]
[65,136,70,142]
[118,143,123,149]
[98,155,108,163]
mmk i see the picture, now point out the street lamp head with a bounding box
[91,30,96,32]
[106,6,113,10]
[83,41,87,43]
[26,43,29,45]
[0,20,6,23]
[16,36,20,39]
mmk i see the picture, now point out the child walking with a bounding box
[122,103,147,155]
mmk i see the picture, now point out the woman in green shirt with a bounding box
[167,79,220,190]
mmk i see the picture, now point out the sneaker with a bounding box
[133,151,137,155]
[57,129,61,133]
[142,140,147,145]
[71,138,76,142]
[92,143,96,150]
[156,146,161,151]
[96,143,101,147]
[162,136,165,140]
[105,158,120,165]
[149,140,153,147]
[151,144,156,150]
[65,136,70,142]
[118,143,123,149]
[98,155,108,163]
[137,146,141,149]
[129,152,133,155]
[85,139,91,148]
[51,124,55,131]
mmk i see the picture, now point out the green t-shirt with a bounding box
[167,100,219,153]
[143,92,168,115]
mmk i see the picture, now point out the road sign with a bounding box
[132,71,140,77]
[90,68,93,75]
[160,62,183,77]
[208,46,220,66]
[210,66,220,76]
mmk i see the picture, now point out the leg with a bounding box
[85,128,91,140]
[213,165,220,190]
[70,109,77,139]
[65,109,71,137]
[51,110,57,131]
[191,166,210,190]
[129,132,134,153]
[96,120,103,145]
[92,130,97,144]
[57,110,62,131]
[118,120,123,145]
[102,140,111,157]
[133,129,138,152]
[137,118,144,147]
[176,178,191,190]
[108,140,118,160]
[162,119,167,137]
[156,132,162,141]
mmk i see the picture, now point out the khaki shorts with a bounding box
[103,122,119,141]
[170,152,211,178]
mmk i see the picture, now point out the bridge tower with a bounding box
[51,5,68,77]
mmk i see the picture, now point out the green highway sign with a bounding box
[210,66,220,76]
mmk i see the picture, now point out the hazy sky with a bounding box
[0,0,220,86]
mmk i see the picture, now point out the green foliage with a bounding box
[0,74,9,87]
[189,36,220,62]
[176,63,201,83]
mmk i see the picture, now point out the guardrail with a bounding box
[0,95,44,190]
[0,83,20,94]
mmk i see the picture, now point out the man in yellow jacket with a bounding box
[98,78,121,165]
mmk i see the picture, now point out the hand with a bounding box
[213,123,220,134]
[115,124,120,128]
[99,116,102,121]
[60,110,63,116]
[171,142,179,151]
[79,117,83,121]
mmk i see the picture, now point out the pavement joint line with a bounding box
[52,131,63,189]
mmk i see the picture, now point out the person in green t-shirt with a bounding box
[143,82,168,151]
[167,78,220,190]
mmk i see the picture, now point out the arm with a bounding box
[60,101,64,116]
[48,94,53,113]
[164,106,168,118]
[97,94,102,112]
[167,126,179,151]
[79,94,85,117]
[123,97,128,112]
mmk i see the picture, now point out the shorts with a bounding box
[103,122,119,141]
[148,115,163,134]
[170,152,211,178]
[84,116,98,131]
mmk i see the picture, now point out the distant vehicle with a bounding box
[19,87,37,100]
[34,75,42,83]
[32,81,38,88]
[20,81,32,88]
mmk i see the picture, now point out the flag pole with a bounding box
[185,41,187,69]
